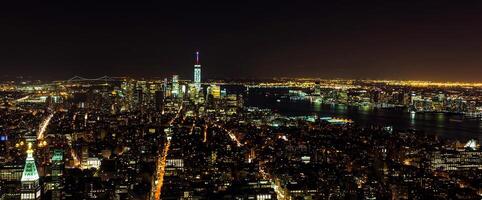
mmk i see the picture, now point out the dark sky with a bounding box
[1,1,482,81]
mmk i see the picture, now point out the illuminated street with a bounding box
[153,140,170,200]
[152,104,183,200]
[37,113,54,140]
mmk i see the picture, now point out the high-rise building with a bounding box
[209,84,221,99]
[172,75,179,98]
[51,149,64,200]
[21,143,41,200]
[0,164,23,199]
[81,146,89,169]
[194,51,202,90]
[155,90,164,111]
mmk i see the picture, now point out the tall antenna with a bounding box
[195,51,200,65]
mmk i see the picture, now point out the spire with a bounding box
[26,142,33,157]
[195,51,200,65]
[21,142,39,182]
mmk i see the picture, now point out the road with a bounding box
[259,162,291,200]
[152,104,183,200]
[214,121,291,200]
[37,113,54,140]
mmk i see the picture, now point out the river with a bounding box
[244,88,482,140]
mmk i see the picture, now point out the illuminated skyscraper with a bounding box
[194,51,201,90]
[172,75,179,97]
[51,149,64,200]
[21,143,41,200]
[209,84,221,99]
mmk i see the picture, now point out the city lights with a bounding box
[1,1,482,198]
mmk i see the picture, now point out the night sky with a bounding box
[1,1,482,81]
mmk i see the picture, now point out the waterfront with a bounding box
[247,91,482,139]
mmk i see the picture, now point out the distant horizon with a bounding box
[2,74,482,84]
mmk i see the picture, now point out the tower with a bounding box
[194,51,202,90]
[21,143,41,200]
[51,149,64,200]
[172,75,179,98]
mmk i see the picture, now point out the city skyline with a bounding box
[2,71,481,199]
[1,1,482,81]
[1,2,482,200]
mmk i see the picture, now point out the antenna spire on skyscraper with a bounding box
[196,51,200,65]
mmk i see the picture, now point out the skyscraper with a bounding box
[172,75,179,97]
[51,149,64,200]
[194,51,201,90]
[21,143,41,200]
[209,84,221,99]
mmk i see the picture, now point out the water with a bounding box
[245,88,482,140]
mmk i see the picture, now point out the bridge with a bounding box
[66,75,117,82]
